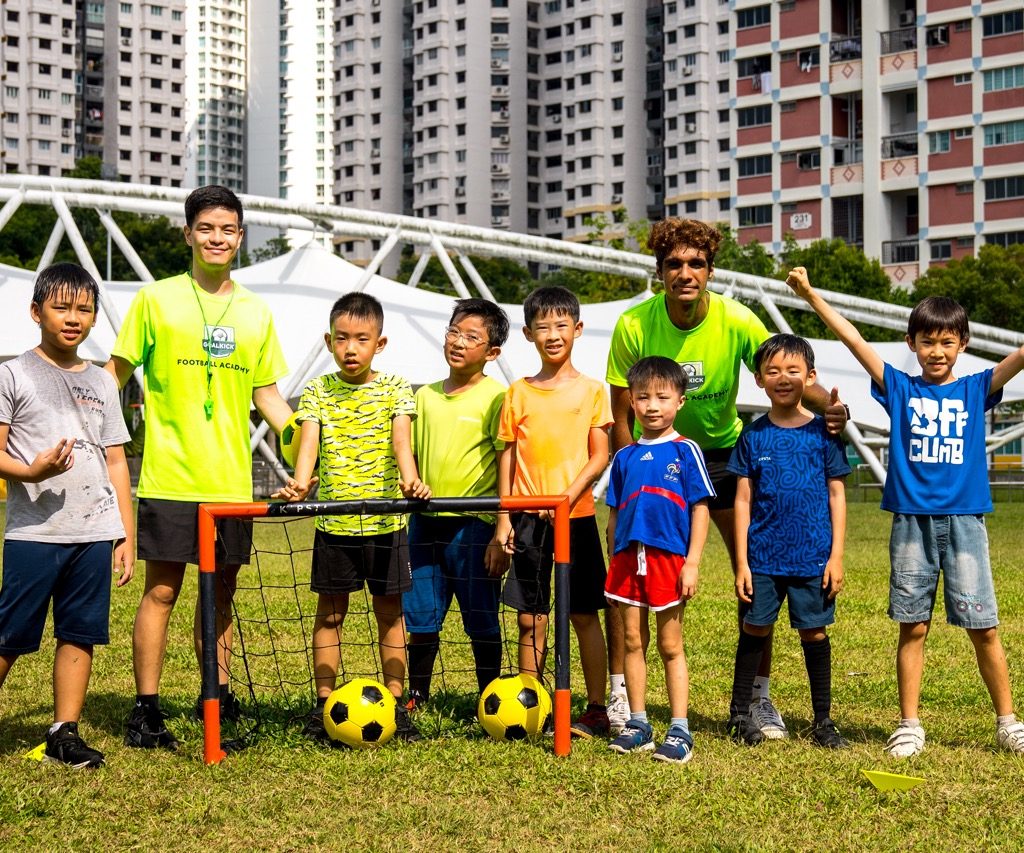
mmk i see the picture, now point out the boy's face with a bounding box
[658,245,711,308]
[906,329,966,385]
[629,381,685,438]
[523,309,582,366]
[444,313,499,373]
[31,286,97,355]
[184,206,243,273]
[755,349,816,407]
[325,312,386,384]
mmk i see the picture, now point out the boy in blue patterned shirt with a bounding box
[726,333,851,749]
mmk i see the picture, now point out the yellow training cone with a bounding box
[24,742,46,762]
[861,769,925,791]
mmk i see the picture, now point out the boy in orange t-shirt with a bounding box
[495,285,613,738]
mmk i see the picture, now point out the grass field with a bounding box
[2,501,1024,851]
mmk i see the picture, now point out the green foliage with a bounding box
[395,251,536,304]
[248,235,292,265]
[0,158,187,279]
[912,243,1024,333]
[713,224,776,278]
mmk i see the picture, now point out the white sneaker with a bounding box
[607,692,630,736]
[997,720,1024,754]
[884,723,925,758]
[749,696,788,740]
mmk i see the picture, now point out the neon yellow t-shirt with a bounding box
[298,371,415,536]
[498,374,612,519]
[606,292,770,449]
[412,376,506,519]
[112,273,288,502]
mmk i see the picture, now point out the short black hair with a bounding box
[32,262,99,311]
[754,333,816,373]
[907,296,970,342]
[184,185,244,228]
[626,356,687,396]
[450,298,510,348]
[330,292,384,333]
[523,285,580,327]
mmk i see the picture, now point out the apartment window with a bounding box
[984,120,1024,146]
[982,11,1023,37]
[953,73,971,85]
[738,154,771,177]
[737,105,771,127]
[738,204,772,226]
[736,5,771,29]
[930,241,952,261]
[983,65,1024,92]
[928,131,950,154]
[984,176,1024,200]
[955,182,973,194]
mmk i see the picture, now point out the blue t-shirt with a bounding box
[728,415,851,577]
[871,364,1001,515]
[606,433,715,556]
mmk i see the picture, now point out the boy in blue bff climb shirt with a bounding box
[726,334,850,749]
[788,266,1024,757]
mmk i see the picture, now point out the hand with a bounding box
[272,477,315,502]
[493,520,515,556]
[399,477,431,500]
[484,541,511,577]
[27,438,75,483]
[735,566,753,603]
[785,265,813,299]
[679,561,699,601]
[113,538,135,587]
[824,386,848,435]
[823,558,844,600]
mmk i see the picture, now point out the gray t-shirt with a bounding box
[0,350,130,542]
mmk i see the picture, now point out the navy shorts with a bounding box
[0,540,114,653]
[740,572,835,631]
[501,513,607,616]
[701,447,735,512]
[137,498,252,566]
[403,515,501,638]
[311,528,411,597]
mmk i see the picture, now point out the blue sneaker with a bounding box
[652,725,693,764]
[607,719,654,754]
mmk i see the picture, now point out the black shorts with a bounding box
[311,528,411,597]
[701,446,738,512]
[137,498,252,566]
[501,513,607,616]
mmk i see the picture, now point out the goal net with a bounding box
[197,496,574,763]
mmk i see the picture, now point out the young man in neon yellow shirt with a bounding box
[107,185,293,749]
[605,218,847,738]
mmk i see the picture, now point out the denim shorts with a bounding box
[740,572,835,630]
[888,513,998,629]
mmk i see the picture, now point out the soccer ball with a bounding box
[477,674,552,741]
[323,678,397,748]
[280,411,304,468]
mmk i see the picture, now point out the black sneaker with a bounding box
[811,717,849,749]
[124,703,180,751]
[727,713,766,746]
[302,704,331,743]
[44,722,105,769]
[194,691,243,723]
[394,704,422,743]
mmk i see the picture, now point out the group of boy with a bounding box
[3,192,1024,768]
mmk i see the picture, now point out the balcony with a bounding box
[881,238,920,286]
[829,37,862,62]
[881,133,918,159]
[880,28,917,55]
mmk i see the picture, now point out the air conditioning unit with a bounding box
[926,26,949,46]
[491,59,502,68]
[682,66,694,76]
[372,0,381,6]
[370,149,380,159]
[611,194,622,203]
[62,28,71,37]
[121,37,131,46]
[491,163,501,171]
[898,10,915,26]
[491,216,504,225]
[613,53,623,62]
[498,134,510,144]
[551,114,561,123]
[455,187,466,197]
[685,122,697,133]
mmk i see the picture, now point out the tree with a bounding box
[912,243,1024,333]
[248,235,291,265]
[713,224,776,278]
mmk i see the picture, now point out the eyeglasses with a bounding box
[444,326,489,348]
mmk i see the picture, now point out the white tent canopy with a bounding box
[5,242,1024,436]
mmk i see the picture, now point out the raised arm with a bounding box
[990,344,1024,395]
[785,266,886,389]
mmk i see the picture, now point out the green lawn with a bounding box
[2,502,1024,851]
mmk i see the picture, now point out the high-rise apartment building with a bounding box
[730,0,1023,283]
[0,0,186,185]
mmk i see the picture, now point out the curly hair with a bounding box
[647,218,722,269]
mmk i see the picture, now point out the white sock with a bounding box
[997,713,1017,728]
[610,674,626,695]
[49,721,70,735]
[752,676,770,702]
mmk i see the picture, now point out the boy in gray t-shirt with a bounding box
[0,263,134,768]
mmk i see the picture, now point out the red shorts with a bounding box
[605,543,685,611]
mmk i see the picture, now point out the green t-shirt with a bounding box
[606,291,770,450]
[112,273,288,502]
[412,376,506,519]
[298,371,415,536]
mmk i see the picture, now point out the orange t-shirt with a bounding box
[498,374,613,518]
